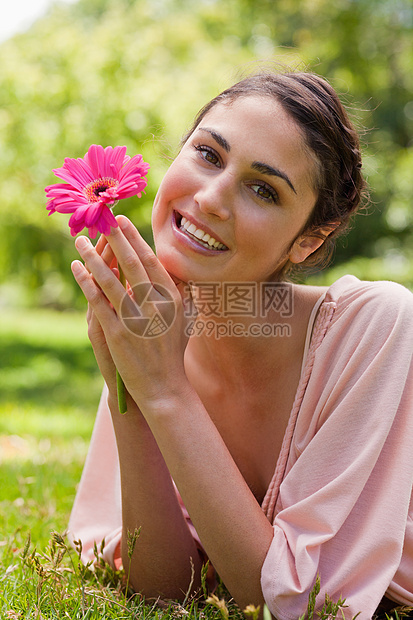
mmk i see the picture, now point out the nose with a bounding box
[194,172,233,220]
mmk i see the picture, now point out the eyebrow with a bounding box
[198,126,297,195]
[251,161,297,195]
[198,127,230,152]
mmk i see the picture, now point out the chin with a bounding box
[154,247,187,284]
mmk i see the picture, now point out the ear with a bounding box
[288,225,338,265]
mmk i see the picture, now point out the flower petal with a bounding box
[117,179,148,200]
[45,186,85,201]
[70,222,85,237]
[84,145,107,179]
[106,145,128,177]
[53,157,94,189]
[45,182,77,194]
[118,154,150,183]
[99,187,119,204]
[54,203,80,214]
[85,203,104,227]
[100,205,118,228]
[88,225,100,239]
[69,204,91,226]
[46,145,149,237]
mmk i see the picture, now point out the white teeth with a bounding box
[178,214,227,251]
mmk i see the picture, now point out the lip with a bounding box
[171,211,229,254]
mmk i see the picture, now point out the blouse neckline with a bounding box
[261,285,338,522]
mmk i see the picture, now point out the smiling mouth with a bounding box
[175,213,228,251]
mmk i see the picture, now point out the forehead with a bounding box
[196,95,318,194]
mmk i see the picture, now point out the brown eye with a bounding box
[195,145,221,167]
[249,183,278,204]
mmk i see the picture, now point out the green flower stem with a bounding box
[117,263,128,414]
[117,369,127,414]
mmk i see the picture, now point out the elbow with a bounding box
[123,552,203,602]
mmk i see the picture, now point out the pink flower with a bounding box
[45,144,150,238]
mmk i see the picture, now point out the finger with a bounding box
[75,236,126,307]
[87,309,117,390]
[81,236,108,277]
[86,302,112,357]
[84,242,116,290]
[95,234,108,256]
[86,302,93,324]
[108,216,175,293]
[101,242,117,270]
[71,257,122,322]
[105,221,150,288]
[87,304,107,349]
[95,235,119,271]
[175,280,194,316]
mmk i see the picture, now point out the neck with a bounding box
[184,282,325,389]
[185,311,297,391]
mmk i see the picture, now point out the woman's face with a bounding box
[151,95,321,284]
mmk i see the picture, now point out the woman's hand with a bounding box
[72,218,207,599]
[83,235,117,394]
[71,215,190,411]
[71,217,272,609]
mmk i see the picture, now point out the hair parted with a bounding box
[182,69,368,278]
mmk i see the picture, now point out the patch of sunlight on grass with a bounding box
[0,306,103,411]
[0,432,90,465]
[0,307,89,348]
[0,402,95,440]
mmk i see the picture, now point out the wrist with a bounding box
[128,366,193,412]
[108,393,145,419]
[133,379,202,425]
[107,392,121,416]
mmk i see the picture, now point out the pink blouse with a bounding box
[69,275,413,619]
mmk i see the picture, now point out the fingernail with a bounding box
[71,260,84,275]
[76,236,90,250]
[118,217,128,230]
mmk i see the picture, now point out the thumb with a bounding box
[173,279,196,318]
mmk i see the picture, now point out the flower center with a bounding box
[84,177,118,202]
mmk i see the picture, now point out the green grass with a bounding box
[0,307,101,549]
[0,308,103,413]
[0,307,410,619]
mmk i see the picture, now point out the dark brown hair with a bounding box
[182,71,367,278]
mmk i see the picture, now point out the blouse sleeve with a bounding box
[68,384,123,567]
[261,280,413,620]
[68,385,205,569]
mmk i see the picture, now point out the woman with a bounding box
[69,71,413,619]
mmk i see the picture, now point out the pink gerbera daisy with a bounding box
[45,144,150,238]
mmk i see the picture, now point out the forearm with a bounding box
[108,396,203,599]
[72,223,272,607]
[135,387,274,611]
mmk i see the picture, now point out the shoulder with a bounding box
[306,275,413,364]
[325,275,413,327]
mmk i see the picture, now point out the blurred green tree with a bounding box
[0,0,411,309]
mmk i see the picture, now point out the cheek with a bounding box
[151,177,186,250]
[238,213,295,264]
[151,173,177,231]
[150,195,162,243]
[152,161,197,229]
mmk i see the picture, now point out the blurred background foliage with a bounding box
[0,0,412,310]
[1,0,412,580]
